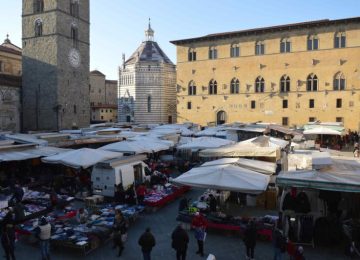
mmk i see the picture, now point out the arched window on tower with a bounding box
[33,0,44,13]
[34,19,43,37]
[334,32,346,48]
[188,81,196,95]
[280,38,291,53]
[209,46,217,59]
[255,41,265,55]
[333,72,345,90]
[230,78,239,94]
[255,76,265,93]
[209,80,217,95]
[307,35,319,50]
[70,0,80,17]
[147,96,152,113]
[71,25,78,48]
[307,74,318,91]
[280,75,290,92]
[230,43,240,57]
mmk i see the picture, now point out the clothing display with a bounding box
[144,185,190,207]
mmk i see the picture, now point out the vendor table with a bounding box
[144,185,190,208]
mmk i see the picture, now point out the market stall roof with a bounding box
[277,157,360,192]
[172,163,270,194]
[5,134,48,146]
[194,127,225,137]
[303,126,343,136]
[99,141,150,154]
[266,124,299,136]
[199,136,284,159]
[128,136,174,147]
[42,148,123,169]
[202,157,276,175]
[0,146,72,162]
[177,137,235,151]
[288,150,332,170]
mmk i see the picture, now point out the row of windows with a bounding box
[186,98,347,111]
[33,0,79,17]
[34,20,79,48]
[281,117,343,126]
[186,72,346,95]
[188,32,347,61]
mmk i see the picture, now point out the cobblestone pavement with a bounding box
[4,188,353,260]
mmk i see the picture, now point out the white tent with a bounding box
[42,148,123,169]
[277,157,360,192]
[194,127,225,137]
[128,136,174,147]
[240,136,289,148]
[0,146,71,162]
[303,126,343,136]
[201,158,276,175]
[99,141,150,154]
[177,137,235,151]
[172,163,270,194]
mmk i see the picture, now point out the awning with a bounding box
[42,148,123,169]
[177,137,235,151]
[172,163,270,194]
[0,146,72,162]
[303,126,343,136]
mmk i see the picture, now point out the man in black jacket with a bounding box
[171,224,189,260]
[138,227,156,260]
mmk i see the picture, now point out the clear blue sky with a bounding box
[1,0,359,79]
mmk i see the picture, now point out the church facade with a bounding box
[118,22,176,124]
[22,0,90,131]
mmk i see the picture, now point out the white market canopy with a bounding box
[303,126,343,136]
[177,137,235,151]
[42,148,123,169]
[194,127,225,137]
[172,163,270,194]
[277,157,360,192]
[99,139,170,154]
[201,158,276,175]
[199,136,285,159]
[0,146,72,162]
[128,136,174,147]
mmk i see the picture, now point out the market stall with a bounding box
[144,184,190,208]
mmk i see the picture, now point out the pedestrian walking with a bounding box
[112,210,128,257]
[138,227,156,260]
[191,212,207,257]
[34,217,51,260]
[273,227,287,260]
[243,220,257,260]
[1,211,16,260]
[171,223,189,260]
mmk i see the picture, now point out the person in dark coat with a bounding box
[171,224,189,260]
[114,185,126,204]
[113,210,128,257]
[178,197,189,212]
[138,227,156,260]
[208,194,217,212]
[1,211,16,260]
[243,220,257,260]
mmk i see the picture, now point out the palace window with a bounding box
[255,41,265,55]
[209,46,218,59]
[71,25,79,48]
[187,102,192,110]
[333,72,345,90]
[334,32,346,48]
[73,105,77,114]
[251,100,256,109]
[307,74,318,91]
[336,117,343,123]
[209,79,217,95]
[280,75,290,92]
[70,0,80,17]
[188,48,196,61]
[282,100,288,109]
[147,96,151,113]
[336,98,342,108]
[309,117,316,122]
[230,43,240,57]
[307,35,319,51]
[309,99,315,108]
[230,78,239,94]
[188,81,196,95]
[33,0,44,13]
[280,38,291,53]
[34,19,43,37]
[255,76,265,93]
[282,117,289,126]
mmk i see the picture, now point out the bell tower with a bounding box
[22,0,90,131]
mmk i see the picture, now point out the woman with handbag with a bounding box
[191,212,207,257]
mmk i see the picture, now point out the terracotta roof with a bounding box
[170,17,360,45]
[0,45,21,56]
[0,74,21,87]
[90,70,105,76]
